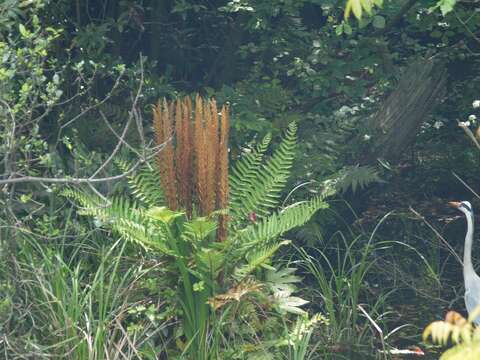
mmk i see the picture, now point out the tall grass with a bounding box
[7,236,160,359]
[281,313,327,360]
[295,213,396,357]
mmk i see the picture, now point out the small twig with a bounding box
[452,171,480,200]
[454,10,480,46]
[409,206,463,265]
[0,138,169,186]
[56,68,125,143]
[87,182,108,201]
[131,55,146,155]
[0,55,163,188]
[90,116,133,179]
[99,110,141,156]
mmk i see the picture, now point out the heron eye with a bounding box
[461,203,472,212]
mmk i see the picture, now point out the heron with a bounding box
[449,200,480,324]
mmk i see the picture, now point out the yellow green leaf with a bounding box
[351,0,363,19]
[147,206,183,224]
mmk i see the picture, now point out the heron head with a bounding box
[449,201,473,214]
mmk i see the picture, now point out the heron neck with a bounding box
[464,213,475,275]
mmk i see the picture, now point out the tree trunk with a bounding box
[362,57,447,164]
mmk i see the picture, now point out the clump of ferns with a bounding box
[423,308,480,359]
[63,95,334,357]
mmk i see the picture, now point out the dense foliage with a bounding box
[1,0,480,358]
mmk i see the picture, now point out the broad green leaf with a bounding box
[372,15,386,29]
[147,206,183,224]
[336,24,344,36]
[344,23,353,35]
[439,0,457,15]
[344,0,383,20]
[275,295,309,315]
[195,249,224,276]
[362,0,373,15]
[351,0,363,20]
[344,1,352,20]
[18,24,29,38]
[441,341,480,359]
[187,217,217,239]
[358,17,372,29]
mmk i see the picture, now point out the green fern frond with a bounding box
[229,133,271,211]
[234,240,290,280]
[62,188,168,252]
[335,165,382,194]
[116,159,165,206]
[62,187,103,210]
[234,191,331,255]
[115,218,170,253]
[230,122,297,222]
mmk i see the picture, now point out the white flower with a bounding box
[468,114,477,122]
[433,121,444,129]
[363,134,371,141]
[473,100,480,109]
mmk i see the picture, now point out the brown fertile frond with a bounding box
[152,95,228,227]
[153,101,164,147]
[216,104,230,242]
[153,101,167,204]
[194,95,208,215]
[159,99,178,210]
[168,100,174,121]
[181,97,193,217]
[205,99,218,215]
[175,99,186,206]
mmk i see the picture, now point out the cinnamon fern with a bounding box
[64,96,331,272]
[63,95,333,359]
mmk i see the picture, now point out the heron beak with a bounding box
[448,201,461,209]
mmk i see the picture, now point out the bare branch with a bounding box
[90,116,133,179]
[55,68,125,143]
[0,151,148,185]
[99,110,141,156]
[0,138,170,186]
[0,55,159,190]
